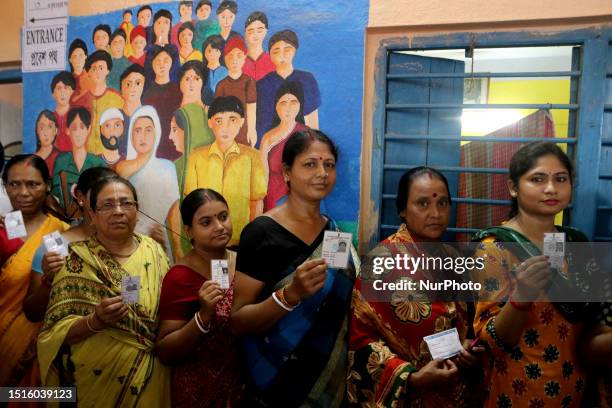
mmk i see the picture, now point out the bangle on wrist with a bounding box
[86,314,104,333]
[194,311,211,334]
[279,286,300,309]
[272,290,294,312]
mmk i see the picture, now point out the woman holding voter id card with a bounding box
[472,142,604,408]
[37,175,171,407]
[23,166,117,322]
[0,154,68,388]
[348,167,486,407]
[156,188,243,408]
[231,130,357,407]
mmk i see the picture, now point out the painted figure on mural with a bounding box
[259,81,308,211]
[107,29,131,91]
[34,110,60,175]
[175,61,214,182]
[120,64,146,120]
[215,36,257,147]
[193,0,220,52]
[216,1,240,50]
[68,39,90,101]
[256,30,321,143]
[143,45,182,161]
[243,12,275,82]
[136,5,154,45]
[52,107,107,207]
[98,108,127,168]
[119,9,134,57]
[202,35,228,106]
[50,71,75,152]
[178,22,203,64]
[184,96,267,245]
[171,1,193,48]
[128,26,148,67]
[147,10,181,83]
[92,24,111,52]
[72,50,123,156]
[116,105,180,252]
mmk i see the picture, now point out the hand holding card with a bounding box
[211,259,230,289]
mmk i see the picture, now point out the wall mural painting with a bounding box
[22,0,368,258]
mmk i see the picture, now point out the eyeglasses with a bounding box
[95,200,138,213]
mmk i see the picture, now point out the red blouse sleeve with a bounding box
[0,227,24,267]
[159,265,204,321]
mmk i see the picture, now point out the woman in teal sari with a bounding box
[231,130,356,407]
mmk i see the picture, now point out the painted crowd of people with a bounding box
[0,1,610,407]
[32,0,321,259]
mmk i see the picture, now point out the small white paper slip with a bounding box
[42,231,69,257]
[5,210,27,240]
[211,259,230,289]
[121,276,140,304]
[322,231,352,269]
[543,232,565,270]
[423,327,463,360]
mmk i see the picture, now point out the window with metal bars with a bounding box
[367,27,612,249]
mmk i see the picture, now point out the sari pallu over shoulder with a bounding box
[244,218,357,408]
[37,235,170,407]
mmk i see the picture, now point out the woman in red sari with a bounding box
[157,188,242,408]
[348,167,486,407]
[258,81,308,211]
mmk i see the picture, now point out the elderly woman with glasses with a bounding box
[37,175,170,407]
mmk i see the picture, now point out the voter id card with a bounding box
[121,276,140,304]
[5,210,27,240]
[423,327,463,360]
[543,232,565,271]
[322,231,352,269]
[211,259,230,289]
[42,231,69,257]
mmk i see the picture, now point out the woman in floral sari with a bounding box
[472,142,606,407]
[231,130,356,407]
[0,154,68,388]
[348,166,485,407]
[37,175,170,407]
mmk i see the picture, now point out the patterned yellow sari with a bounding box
[37,234,171,407]
[0,215,67,386]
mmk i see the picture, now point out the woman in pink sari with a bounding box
[258,81,308,211]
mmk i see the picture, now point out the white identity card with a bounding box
[5,210,27,240]
[322,231,352,269]
[42,231,69,257]
[121,276,140,304]
[423,327,463,360]
[543,232,565,270]
[211,259,230,289]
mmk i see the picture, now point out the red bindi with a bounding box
[432,193,437,198]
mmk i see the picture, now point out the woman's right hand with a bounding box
[198,280,223,322]
[41,251,65,281]
[285,259,328,304]
[94,296,129,327]
[407,359,458,390]
[513,255,552,301]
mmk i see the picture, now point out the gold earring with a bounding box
[510,192,517,197]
